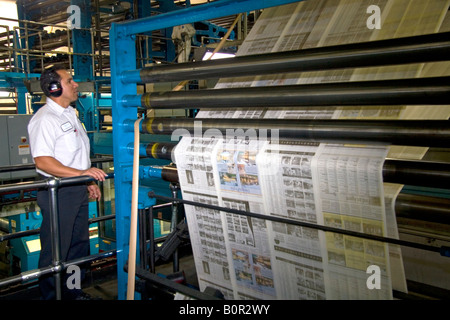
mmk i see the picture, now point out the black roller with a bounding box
[140,118,450,148]
[122,32,450,83]
[144,142,176,160]
[138,77,450,109]
[395,193,450,225]
[383,160,450,189]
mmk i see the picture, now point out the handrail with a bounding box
[0,173,115,300]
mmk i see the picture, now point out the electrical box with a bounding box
[0,115,37,181]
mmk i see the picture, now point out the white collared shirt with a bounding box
[27,97,91,177]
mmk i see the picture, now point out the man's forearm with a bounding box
[34,156,83,178]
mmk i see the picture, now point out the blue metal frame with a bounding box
[0,72,40,114]
[110,0,303,300]
[71,0,93,81]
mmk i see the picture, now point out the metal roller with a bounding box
[161,165,179,184]
[126,77,450,109]
[121,32,450,84]
[395,193,450,225]
[383,160,450,189]
[136,117,450,148]
[144,142,176,161]
[128,146,450,225]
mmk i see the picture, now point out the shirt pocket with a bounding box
[63,130,81,152]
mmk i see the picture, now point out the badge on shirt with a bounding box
[61,121,73,132]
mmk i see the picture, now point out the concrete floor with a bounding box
[84,252,198,300]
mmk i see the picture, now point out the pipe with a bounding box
[138,208,147,273]
[0,180,49,193]
[0,173,115,195]
[47,178,62,300]
[148,207,156,273]
[0,159,112,175]
[137,118,450,148]
[0,215,116,243]
[132,266,223,300]
[0,249,116,289]
[170,183,180,273]
[121,32,450,84]
[147,192,450,257]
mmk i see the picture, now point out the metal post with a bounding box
[138,208,147,270]
[170,183,180,273]
[5,26,12,71]
[24,22,30,74]
[66,27,72,73]
[110,22,138,300]
[38,30,43,73]
[47,177,62,300]
[148,207,155,273]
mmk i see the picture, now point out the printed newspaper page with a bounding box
[213,138,276,299]
[257,140,327,300]
[173,136,236,300]
[312,143,392,299]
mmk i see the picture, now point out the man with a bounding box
[28,66,107,300]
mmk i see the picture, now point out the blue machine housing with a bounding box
[7,200,100,274]
[8,212,41,273]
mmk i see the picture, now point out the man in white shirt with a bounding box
[28,66,107,300]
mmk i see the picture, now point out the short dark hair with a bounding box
[40,65,66,97]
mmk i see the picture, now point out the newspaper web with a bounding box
[173,0,450,300]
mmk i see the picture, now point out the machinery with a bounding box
[109,0,450,300]
[0,0,242,298]
[0,0,449,301]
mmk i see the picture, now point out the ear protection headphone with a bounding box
[48,80,62,97]
[41,66,63,98]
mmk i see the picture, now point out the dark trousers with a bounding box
[37,184,90,300]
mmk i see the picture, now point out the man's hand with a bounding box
[87,183,102,200]
[80,167,108,181]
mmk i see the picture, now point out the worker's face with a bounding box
[56,69,79,104]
